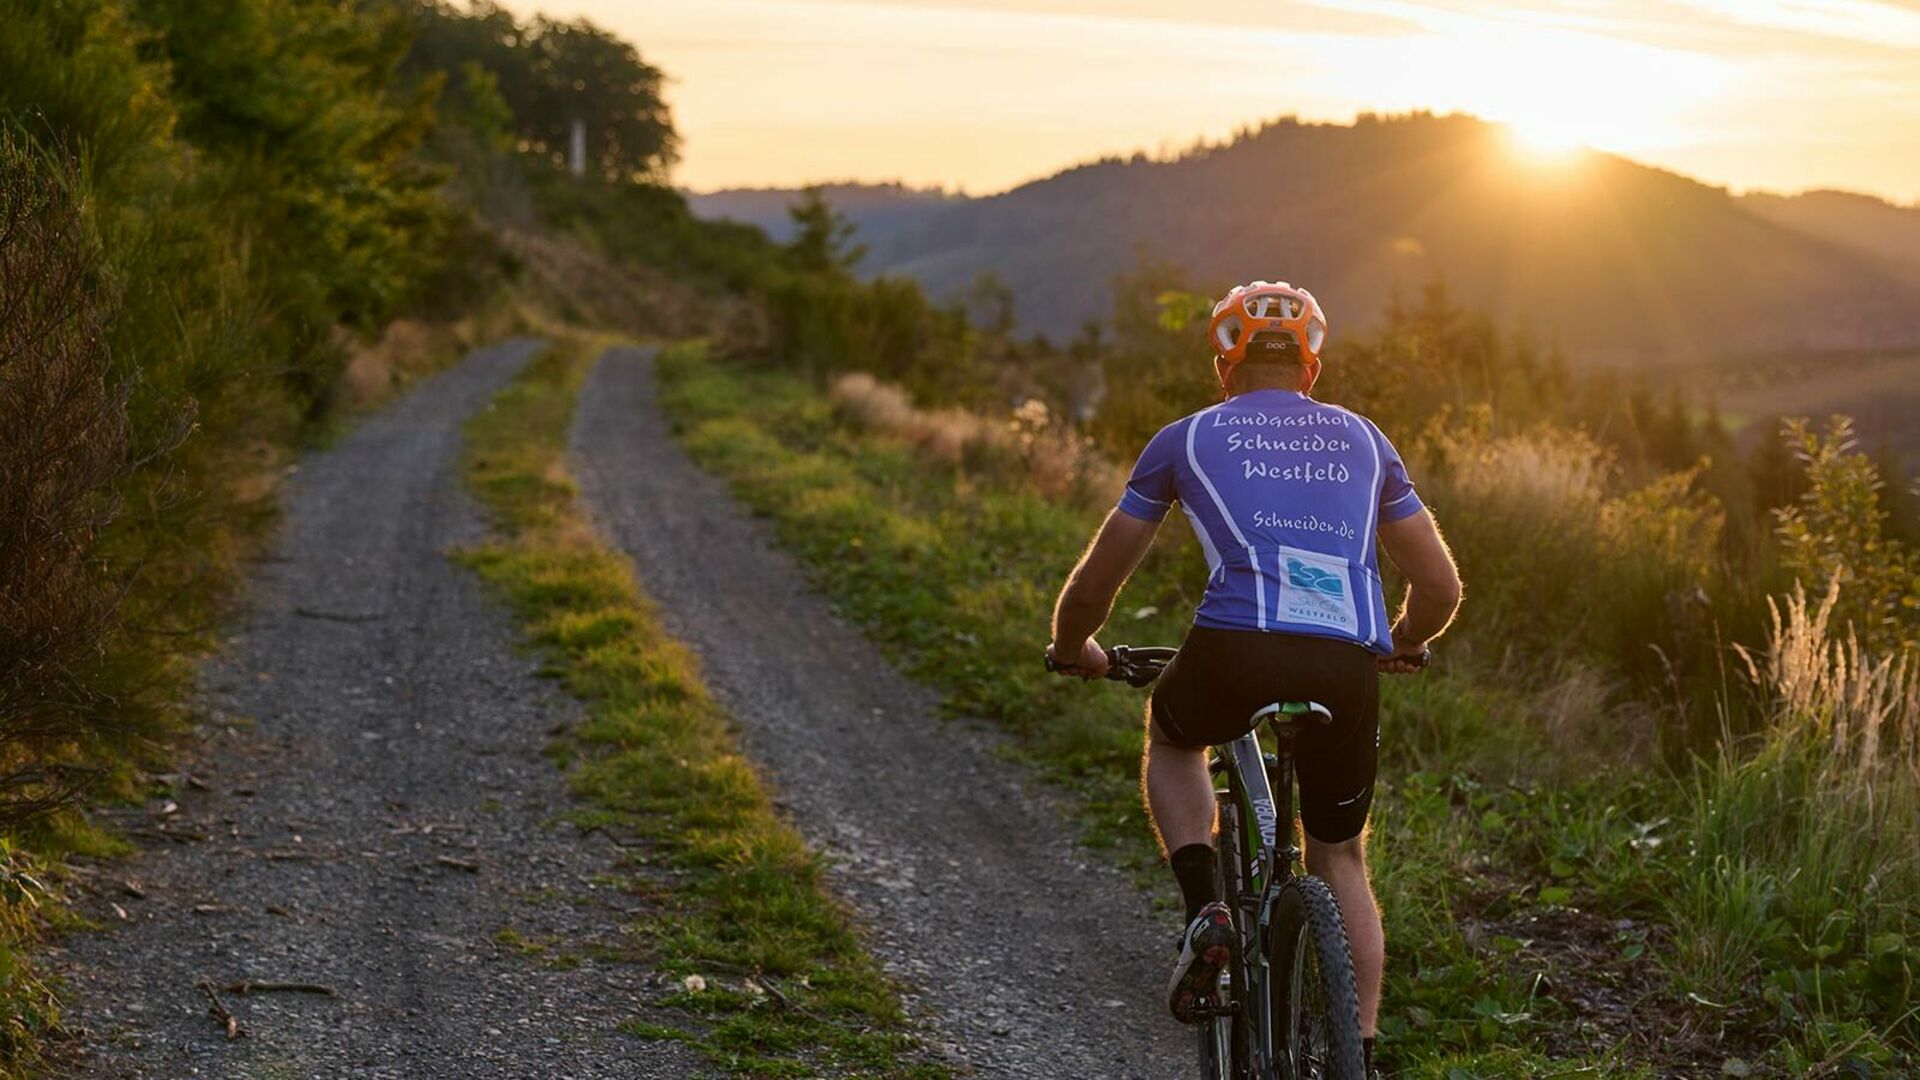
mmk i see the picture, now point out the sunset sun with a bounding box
[1506,116,1588,156]
[1430,26,1730,160]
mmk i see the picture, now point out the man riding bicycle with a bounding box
[1045,282,1462,1077]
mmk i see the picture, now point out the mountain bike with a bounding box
[1058,644,1368,1080]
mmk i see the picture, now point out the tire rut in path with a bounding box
[53,340,705,1079]
[570,346,1188,1080]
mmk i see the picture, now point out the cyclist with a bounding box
[1045,281,1461,1075]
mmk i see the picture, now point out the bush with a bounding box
[1,0,457,815]
[1410,418,1726,725]
[0,134,154,822]
[767,272,988,406]
[1775,417,1920,655]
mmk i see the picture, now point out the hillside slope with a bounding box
[695,114,1920,361]
[1739,189,1920,275]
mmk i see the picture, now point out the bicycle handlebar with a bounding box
[1044,644,1178,687]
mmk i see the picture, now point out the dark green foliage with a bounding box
[130,0,449,395]
[784,188,865,274]
[0,134,148,822]
[406,1,675,182]
[0,0,454,808]
[1774,418,1920,652]
[0,1,469,1065]
[764,271,988,404]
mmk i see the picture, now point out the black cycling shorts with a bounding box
[1149,626,1380,844]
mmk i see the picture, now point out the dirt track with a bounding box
[571,346,1188,1079]
[53,340,706,1078]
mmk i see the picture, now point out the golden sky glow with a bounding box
[517,0,1920,201]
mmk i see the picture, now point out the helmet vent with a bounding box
[1214,315,1243,354]
[1244,294,1302,320]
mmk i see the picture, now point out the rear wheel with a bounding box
[1270,876,1366,1080]
[1196,791,1246,1079]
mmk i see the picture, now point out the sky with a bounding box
[516,0,1920,203]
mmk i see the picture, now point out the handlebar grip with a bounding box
[1045,644,1174,686]
[1043,649,1109,677]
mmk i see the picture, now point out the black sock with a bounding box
[1363,1037,1376,1075]
[1169,843,1218,922]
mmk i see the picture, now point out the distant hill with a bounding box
[1738,189,1920,275]
[692,114,1920,363]
[687,183,958,245]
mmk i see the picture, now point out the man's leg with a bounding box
[1145,703,1236,1024]
[1143,702,1221,922]
[1303,832,1383,1036]
[1142,704,1215,854]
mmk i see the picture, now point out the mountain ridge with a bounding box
[690,113,1920,363]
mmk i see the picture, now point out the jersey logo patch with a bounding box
[1276,545,1360,635]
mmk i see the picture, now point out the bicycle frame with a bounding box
[1211,702,1312,1080]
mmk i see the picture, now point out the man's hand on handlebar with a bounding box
[1378,645,1432,675]
[1046,638,1109,679]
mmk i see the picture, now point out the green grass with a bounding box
[456,333,948,1079]
[652,343,1889,1077]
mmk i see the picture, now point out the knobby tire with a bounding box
[1271,876,1366,1080]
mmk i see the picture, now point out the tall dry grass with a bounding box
[1674,577,1918,1061]
[333,313,518,411]
[1439,422,1608,509]
[1737,580,1919,790]
[828,372,1123,506]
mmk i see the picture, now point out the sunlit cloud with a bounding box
[1659,0,1920,48]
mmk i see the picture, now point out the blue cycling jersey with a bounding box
[1116,389,1424,655]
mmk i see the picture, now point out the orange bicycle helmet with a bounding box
[1207,281,1328,393]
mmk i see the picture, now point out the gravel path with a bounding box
[52,340,705,1079]
[571,346,1189,1080]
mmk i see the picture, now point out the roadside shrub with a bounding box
[768,272,987,406]
[1417,420,1724,712]
[0,135,149,821]
[0,0,462,826]
[1774,417,1920,655]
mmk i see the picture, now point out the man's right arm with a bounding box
[1377,508,1462,667]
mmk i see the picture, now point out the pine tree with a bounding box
[786,188,866,275]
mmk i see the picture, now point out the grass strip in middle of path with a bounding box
[455,336,947,1079]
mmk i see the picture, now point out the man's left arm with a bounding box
[1048,510,1161,677]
